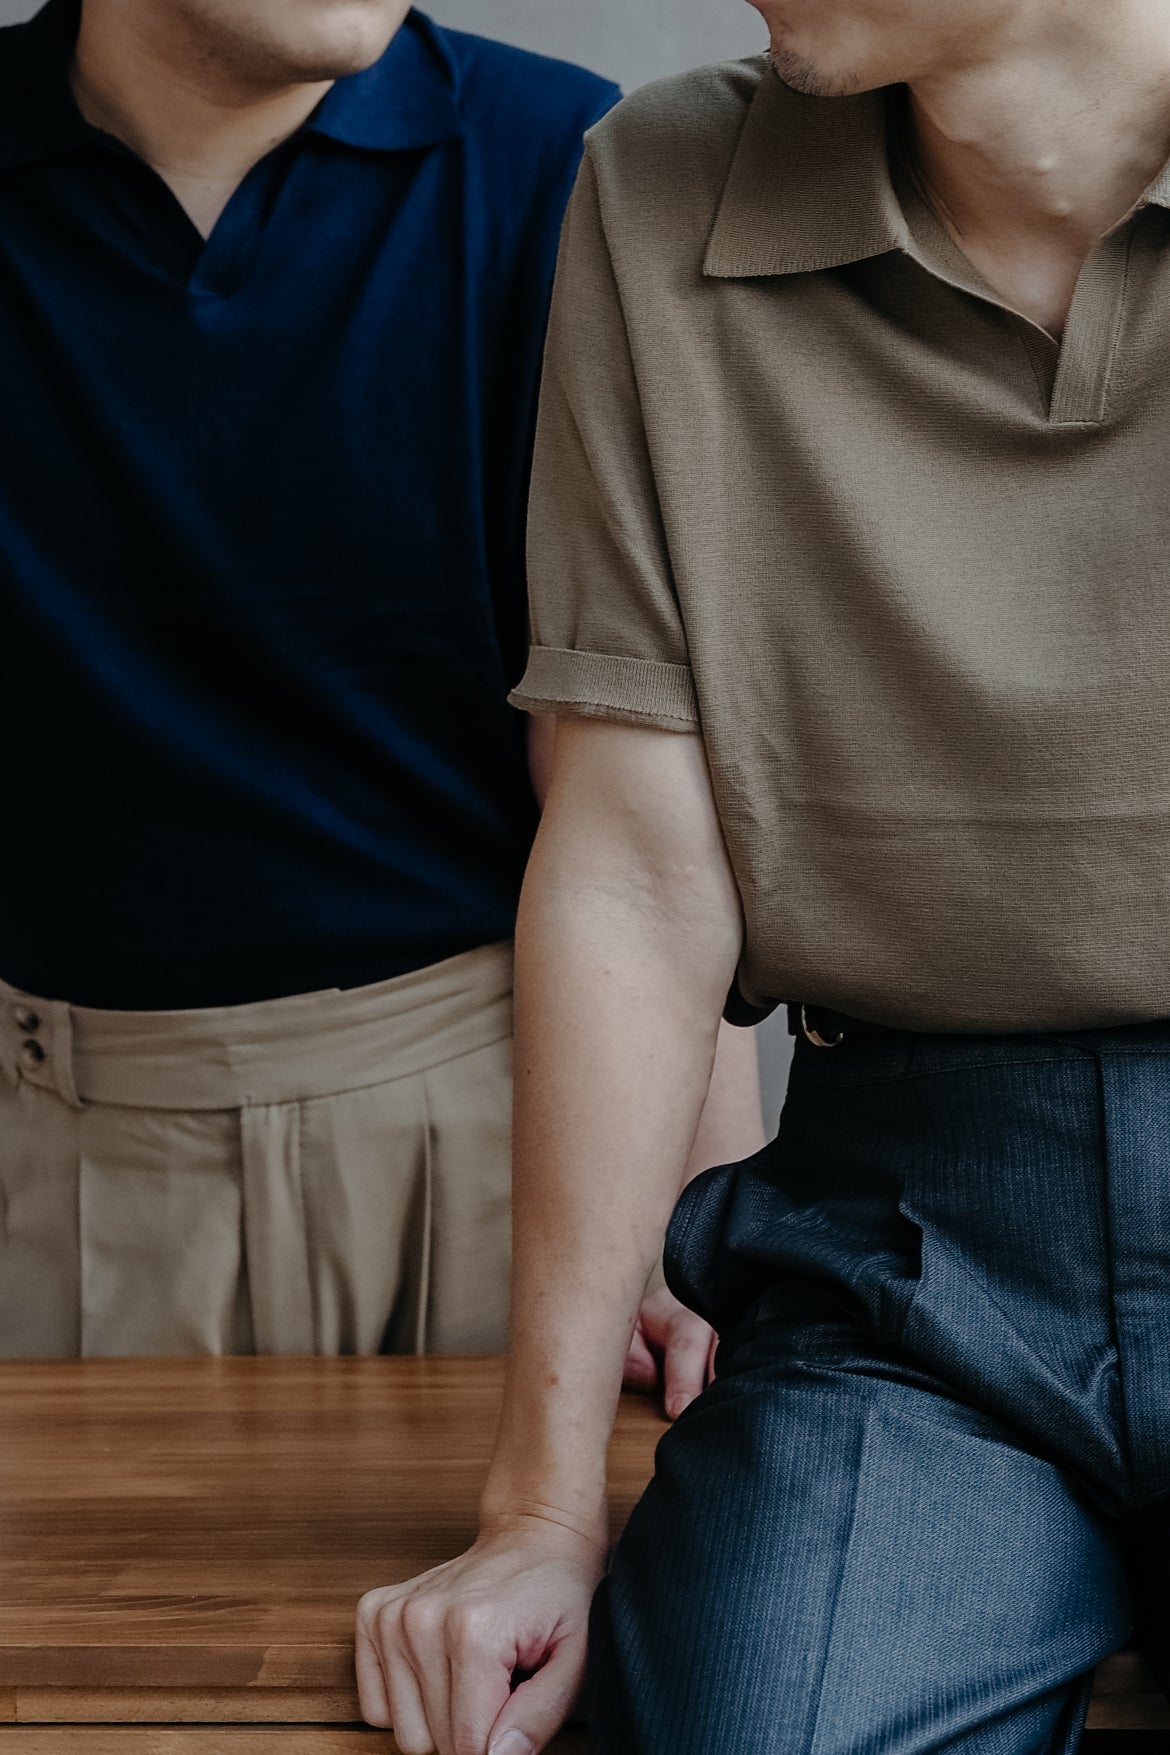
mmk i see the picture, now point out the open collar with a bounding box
[705,61,1170,279]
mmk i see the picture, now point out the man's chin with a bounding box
[282,50,385,79]
[767,43,866,99]
[234,31,393,85]
[277,0,406,74]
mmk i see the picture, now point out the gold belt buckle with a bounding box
[801,1005,844,1049]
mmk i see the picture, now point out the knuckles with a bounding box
[398,1592,445,1653]
[446,1602,496,1657]
[358,1582,502,1664]
[356,1585,393,1627]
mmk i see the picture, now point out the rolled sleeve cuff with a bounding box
[509,646,699,731]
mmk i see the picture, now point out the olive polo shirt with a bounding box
[510,57,1170,1033]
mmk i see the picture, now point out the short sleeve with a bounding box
[509,149,699,732]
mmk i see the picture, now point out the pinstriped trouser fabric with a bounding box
[590,1022,1170,1753]
[0,943,513,1358]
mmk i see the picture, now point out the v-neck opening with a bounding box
[88,123,303,297]
[1046,227,1134,426]
[185,137,302,298]
[891,160,1135,428]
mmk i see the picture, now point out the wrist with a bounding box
[480,1443,608,1546]
[478,1491,609,1558]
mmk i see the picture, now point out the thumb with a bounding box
[487,1635,585,1755]
[623,1322,659,1394]
[662,1309,713,1420]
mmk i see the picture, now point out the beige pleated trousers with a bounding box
[0,943,514,1359]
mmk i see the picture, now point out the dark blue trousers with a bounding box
[589,1022,1170,1752]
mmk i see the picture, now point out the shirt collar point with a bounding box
[703,232,904,279]
[704,72,906,281]
[305,11,463,154]
[1142,169,1170,211]
[307,112,463,152]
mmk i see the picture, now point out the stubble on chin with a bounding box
[766,42,861,98]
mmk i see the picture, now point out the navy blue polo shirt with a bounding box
[0,1,617,1009]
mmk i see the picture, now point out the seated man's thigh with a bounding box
[589,1335,1129,1755]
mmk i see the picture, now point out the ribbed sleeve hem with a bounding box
[509,646,699,730]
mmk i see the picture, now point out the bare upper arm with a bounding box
[526,712,557,809]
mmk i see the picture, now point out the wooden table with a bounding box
[0,1357,1162,1750]
[0,1359,637,1750]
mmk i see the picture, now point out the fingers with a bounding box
[487,1632,588,1755]
[358,1587,524,1755]
[447,1608,517,1755]
[630,1288,719,1420]
[354,1601,393,1729]
[382,1644,435,1753]
[622,1321,658,1393]
[354,1534,600,1755]
[355,1588,437,1753]
[399,1595,454,1753]
[661,1305,716,1420]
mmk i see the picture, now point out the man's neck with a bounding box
[906,1,1170,332]
[71,5,331,239]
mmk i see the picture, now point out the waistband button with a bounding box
[19,1038,46,1071]
[13,1006,41,1034]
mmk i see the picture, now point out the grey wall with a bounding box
[425,0,764,92]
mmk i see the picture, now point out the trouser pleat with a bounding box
[240,1102,315,1354]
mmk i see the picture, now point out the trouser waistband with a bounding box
[787,1004,904,1048]
[0,942,513,1112]
[788,1002,1170,1050]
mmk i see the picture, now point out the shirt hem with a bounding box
[510,644,699,729]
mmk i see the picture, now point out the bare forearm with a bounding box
[359,723,745,1751]
[483,819,739,1534]
[484,894,731,1535]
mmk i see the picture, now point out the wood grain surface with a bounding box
[1085,1651,1170,1730]
[0,1733,588,1753]
[0,1734,587,1753]
[0,1738,402,1754]
[0,1359,657,1721]
[0,1357,1162,1732]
